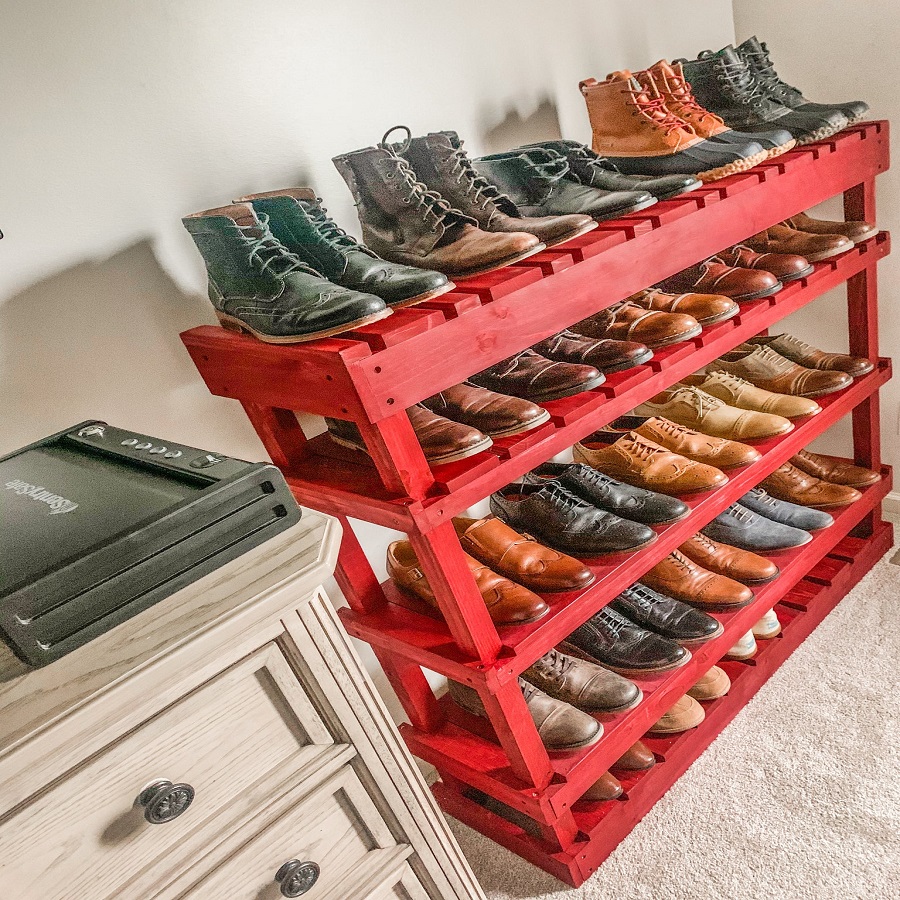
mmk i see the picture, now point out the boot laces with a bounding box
[241,214,317,278]
[443,142,512,222]
[523,153,572,192]
[536,649,575,680]
[539,482,592,523]
[305,202,363,252]
[567,145,622,180]
[625,436,666,462]
[383,154,457,231]
[665,70,724,126]
[626,80,692,142]
[716,58,768,107]
[744,44,801,95]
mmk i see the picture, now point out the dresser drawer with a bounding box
[0,643,340,900]
[180,765,407,900]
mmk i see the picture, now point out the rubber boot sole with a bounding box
[764,139,797,160]
[216,307,392,343]
[698,147,770,182]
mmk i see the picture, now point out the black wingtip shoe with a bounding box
[613,584,724,647]
[562,607,690,675]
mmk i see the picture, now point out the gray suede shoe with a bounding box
[702,502,811,551]
[739,487,833,532]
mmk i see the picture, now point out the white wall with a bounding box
[732,1,898,472]
[1,1,735,710]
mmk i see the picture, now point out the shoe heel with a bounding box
[216,313,252,336]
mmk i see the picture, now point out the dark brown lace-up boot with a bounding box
[333,133,543,277]
[392,128,597,248]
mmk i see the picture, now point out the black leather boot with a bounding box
[182,203,388,343]
[388,128,598,247]
[736,36,868,124]
[237,189,451,308]
[474,148,656,219]
[679,47,847,145]
[518,139,701,201]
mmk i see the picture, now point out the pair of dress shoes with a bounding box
[386,513,600,626]
[708,335,872,399]
[491,464,680,557]
[747,212,876,263]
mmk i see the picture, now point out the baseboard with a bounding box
[883,490,900,519]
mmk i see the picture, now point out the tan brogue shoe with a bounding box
[708,345,853,397]
[573,432,728,495]
[682,371,821,419]
[746,333,874,378]
[635,385,793,440]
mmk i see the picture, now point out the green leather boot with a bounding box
[182,203,388,343]
[474,148,656,220]
[237,189,452,307]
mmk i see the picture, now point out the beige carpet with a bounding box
[448,530,900,900]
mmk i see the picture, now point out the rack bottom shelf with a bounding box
[431,518,894,887]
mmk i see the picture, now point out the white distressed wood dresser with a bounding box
[0,511,484,900]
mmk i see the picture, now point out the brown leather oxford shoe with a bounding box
[679,532,780,585]
[572,301,701,349]
[326,404,491,465]
[791,449,881,487]
[532,329,653,373]
[784,211,877,246]
[746,333,874,378]
[709,345,853,397]
[661,256,781,301]
[719,243,813,282]
[452,516,594,593]
[574,432,728,495]
[422,382,549,438]
[612,740,657,771]
[629,287,738,325]
[761,462,862,508]
[643,550,754,611]
[582,772,624,802]
[386,541,549,625]
[745,223,851,262]
[469,349,605,402]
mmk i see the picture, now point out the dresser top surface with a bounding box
[0,509,340,754]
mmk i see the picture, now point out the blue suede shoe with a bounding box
[702,502,811,551]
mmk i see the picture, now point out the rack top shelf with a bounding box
[182,122,888,426]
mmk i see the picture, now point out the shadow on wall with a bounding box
[479,99,563,155]
[0,241,259,458]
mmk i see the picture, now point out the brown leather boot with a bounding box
[579,70,767,181]
[333,142,543,277]
[648,60,795,160]
[394,129,597,248]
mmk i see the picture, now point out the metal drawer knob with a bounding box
[274,860,320,897]
[137,779,195,824]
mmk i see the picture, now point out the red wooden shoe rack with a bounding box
[182,121,892,887]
